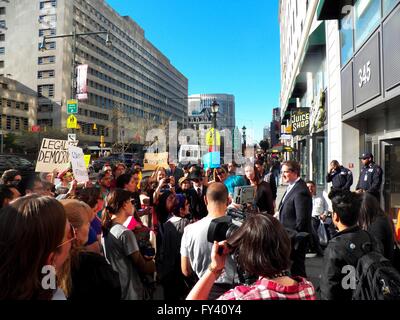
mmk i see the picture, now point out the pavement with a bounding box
[276,184,324,297]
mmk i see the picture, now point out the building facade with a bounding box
[279,0,328,185]
[0,0,188,147]
[318,0,400,215]
[0,76,37,135]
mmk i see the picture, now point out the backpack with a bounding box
[352,231,400,300]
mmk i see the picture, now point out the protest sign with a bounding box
[143,152,169,171]
[202,151,220,169]
[68,145,89,183]
[83,155,91,168]
[35,138,78,173]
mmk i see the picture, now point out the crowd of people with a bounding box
[0,152,399,301]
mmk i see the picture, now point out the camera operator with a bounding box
[186,214,316,300]
[180,183,239,299]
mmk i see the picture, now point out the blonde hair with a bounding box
[58,199,92,297]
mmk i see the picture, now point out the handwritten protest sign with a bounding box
[35,138,78,173]
[83,155,91,168]
[68,145,89,183]
[143,152,169,171]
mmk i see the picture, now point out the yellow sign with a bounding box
[83,155,91,168]
[205,128,221,146]
[67,115,77,129]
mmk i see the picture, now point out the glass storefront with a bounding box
[340,9,354,66]
[354,0,381,49]
[313,134,327,186]
[383,139,400,219]
[298,139,309,180]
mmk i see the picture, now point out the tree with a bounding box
[259,139,270,153]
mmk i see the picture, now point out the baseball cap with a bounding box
[359,152,373,160]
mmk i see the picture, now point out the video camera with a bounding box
[207,207,247,243]
[232,186,255,205]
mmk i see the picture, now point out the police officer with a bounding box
[356,152,383,201]
[326,160,353,191]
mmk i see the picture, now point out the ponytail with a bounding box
[101,189,131,236]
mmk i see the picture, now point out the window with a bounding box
[39,14,57,24]
[39,28,56,37]
[384,0,400,15]
[0,61,3,68]
[23,118,29,130]
[340,9,354,66]
[38,41,56,50]
[40,1,57,9]
[38,70,55,78]
[0,47,4,55]
[38,104,53,112]
[15,118,20,130]
[6,116,11,130]
[6,100,11,107]
[38,56,55,64]
[0,34,4,41]
[38,84,55,98]
[0,8,4,15]
[354,0,381,49]
[0,20,5,28]
[16,102,20,109]
[24,103,29,111]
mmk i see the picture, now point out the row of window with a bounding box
[81,45,185,108]
[0,99,29,111]
[38,41,56,50]
[74,23,186,96]
[77,107,109,121]
[39,28,56,37]
[77,121,109,137]
[340,0,400,66]
[38,104,53,112]
[74,0,182,85]
[0,115,29,131]
[72,6,186,91]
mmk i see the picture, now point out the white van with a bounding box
[178,144,201,164]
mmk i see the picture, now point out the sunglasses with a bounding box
[57,222,77,249]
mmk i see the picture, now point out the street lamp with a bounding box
[211,99,219,152]
[242,125,247,156]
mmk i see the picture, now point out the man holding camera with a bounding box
[180,183,239,299]
[278,160,312,277]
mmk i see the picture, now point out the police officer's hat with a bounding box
[359,152,373,160]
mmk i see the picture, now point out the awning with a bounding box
[317,0,353,20]
[269,145,295,153]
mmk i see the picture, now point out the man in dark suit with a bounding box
[187,170,208,220]
[279,160,312,277]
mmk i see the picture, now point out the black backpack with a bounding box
[352,232,400,300]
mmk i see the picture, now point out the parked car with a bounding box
[0,154,35,178]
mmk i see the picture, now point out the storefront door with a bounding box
[382,139,400,219]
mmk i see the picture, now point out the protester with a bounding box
[0,195,72,300]
[101,189,155,300]
[55,169,74,196]
[186,214,316,300]
[359,192,394,261]
[244,163,274,215]
[227,161,238,176]
[320,190,382,300]
[0,184,15,208]
[187,169,208,220]
[0,169,22,186]
[158,193,191,300]
[255,160,277,202]
[59,199,121,300]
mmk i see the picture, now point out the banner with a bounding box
[76,64,88,100]
[68,145,89,183]
[35,138,78,173]
[290,109,310,136]
[143,152,169,171]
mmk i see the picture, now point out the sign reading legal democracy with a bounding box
[35,138,78,172]
[290,109,310,136]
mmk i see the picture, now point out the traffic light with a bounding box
[100,135,105,148]
[93,123,97,130]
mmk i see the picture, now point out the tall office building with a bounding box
[0,0,188,146]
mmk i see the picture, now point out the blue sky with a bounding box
[106,0,281,143]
